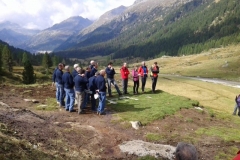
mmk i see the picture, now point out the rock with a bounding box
[37,105,47,109]
[119,140,176,160]
[195,107,203,111]
[0,101,11,108]
[24,99,39,103]
[130,121,142,130]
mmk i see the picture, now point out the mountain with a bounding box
[54,0,240,60]
[55,5,127,51]
[22,16,93,52]
[0,21,40,47]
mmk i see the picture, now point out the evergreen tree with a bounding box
[22,60,35,84]
[2,45,13,72]
[42,53,52,74]
[22,52,28,65]
[52,55,59,67]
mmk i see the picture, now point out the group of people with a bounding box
[52,60,160,115]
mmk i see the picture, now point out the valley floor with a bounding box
[0,80,240,160]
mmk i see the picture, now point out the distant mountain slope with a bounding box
[0,21,40,47]
[22,16,92,52]
[55,0,240,60]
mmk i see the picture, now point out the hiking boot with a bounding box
[69,109,76,112]
[78,110,86,114]
[99,112,106,115]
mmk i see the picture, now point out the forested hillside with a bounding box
[55,0,240,60]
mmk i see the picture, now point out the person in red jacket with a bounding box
[138,61,148,93]
[120,62,130,94]
[233,150,240,160]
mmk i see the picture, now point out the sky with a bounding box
[0,0,135,30]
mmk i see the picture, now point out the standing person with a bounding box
[150,62,160,93]
[55,63,65,107]
[72,64,79,78]
[233,94,240,116]
[62,65,75,112]
[120,62,130,94]
[52,66,59,104]
[132,66,139,94]
[90,64,98,77]
[138,61,148,93]
[95,70,107,115]
[74,68,88,114]
[105,62,122,97]
[90,60,95,69]
[88,72,99,112]
[84,66,91,106]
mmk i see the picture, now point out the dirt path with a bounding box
[0,84,239,159]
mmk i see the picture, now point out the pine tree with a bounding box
[2,45,13,72]
[52,55,59,67]
[22,52,28,65]
[42,53,52,74]
[22,60,35,84]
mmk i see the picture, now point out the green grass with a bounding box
[195,127,240,142]
[110,89,198,125]
[146,133,163,142]
[36,98,58,111]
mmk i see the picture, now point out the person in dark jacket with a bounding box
[72,64,79,78]
[233,94,240,116]
[88,72,100,112]
[84,66,91,106]
[131,66,139,94]
[62,65,75,112]
[95,70,107,115]
[105,62,122,96]
[90,64,98,77]
[55,63,65,107]
[74,68,88,114]
[150,62,160,93]
[52,67,59,103]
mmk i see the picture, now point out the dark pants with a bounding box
[90,93,96,111]
[152,77,158,92]
[141,76,147,92]
[122,79,128,94]
[133,81,139,94]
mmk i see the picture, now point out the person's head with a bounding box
[99,70,106,77]
[86,67,91,72]
[108,62,113,68]
[80,69,86,75]
[58,63,64,70]
[73,64,79,70]
[123,62,127,67]
[154,62,157,67]
[76,67,82,74]
[134,66,138,71]
[175,142,198,160]
[64,65,70,72]
[142,61,145,66]
[90,60,95,65]
[95,71,100,77]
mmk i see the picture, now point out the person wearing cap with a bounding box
[105,62,122,97]
[175,142,198,160]
[120,62,130,94]
[74,68,88,114]
[62,65,75,112]
[95,70,107,115]
[72,64,79,78]
[150,62,160,93]
[138,61,148,93]
[55,63,65,107]
[88,72,99,112]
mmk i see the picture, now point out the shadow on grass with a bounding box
[144,89,163,94]
[110,101,151,113]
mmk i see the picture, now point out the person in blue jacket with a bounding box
[62,65,75,112]
[105,62,122,97]
[90,64,98,77]
[72,64,79,78]
[88,71,100,112]
[52,64,65,104]
[74,68,88,114]
[95,70,107,115]
[55,63,65,107]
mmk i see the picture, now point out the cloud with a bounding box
[0,0,135,30]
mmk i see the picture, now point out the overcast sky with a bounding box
[0,0,135,30]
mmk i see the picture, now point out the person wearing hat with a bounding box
[150,62,160,93]
[72,64,79,78]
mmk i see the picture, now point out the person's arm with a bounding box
[152,66,160,74]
